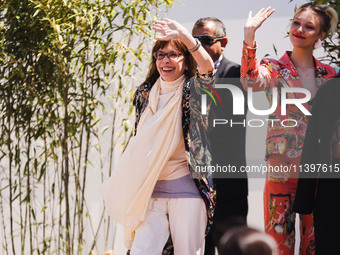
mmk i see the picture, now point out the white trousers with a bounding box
[130,197,207,255]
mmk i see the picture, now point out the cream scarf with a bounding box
[101,75,185,248]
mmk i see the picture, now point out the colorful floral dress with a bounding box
[241,42,338,255]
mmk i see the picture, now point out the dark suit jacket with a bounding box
[215,57,240,78]
[210,56,248,218]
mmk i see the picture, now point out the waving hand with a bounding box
[244,7,275,47]
[152,18,186,41]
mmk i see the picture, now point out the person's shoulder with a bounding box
[261,54,281,66]
[320,75,340,94]
[260,53,292,74]
[136,83,153,99]
[137,83,152,92]
[133,83,153,106]
[218,56,240,78]
[221,56,240,68]
[314,75,340,106]
[315,59,339,77]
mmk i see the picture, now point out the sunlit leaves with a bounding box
[0,0,174,254]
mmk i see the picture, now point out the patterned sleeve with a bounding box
[195,70,215,86]
[188,70,215,178]
[133,84,151,135]
[191,70,215,130]
[193,70,216,102]
[240,41,272,92]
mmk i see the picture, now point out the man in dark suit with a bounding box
[192,17,248,255]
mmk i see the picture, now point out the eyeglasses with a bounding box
[193,35,223,46]
[153,51,183,60]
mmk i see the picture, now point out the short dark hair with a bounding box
[192,17,226,37]
[218,226,278,255]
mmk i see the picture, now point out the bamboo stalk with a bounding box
[7,102,15,255]
[76,61,89,253]
[0,177,9,254]
[79,68,94,253]
[27,122,33,255]
[43,137,47,253]
[58,148,63,255]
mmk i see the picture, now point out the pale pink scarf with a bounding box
[101,75,185,248]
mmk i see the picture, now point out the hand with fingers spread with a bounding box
[244,7,275,47]
[152,18,188,41]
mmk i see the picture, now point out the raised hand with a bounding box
[152,18,187,41]
[244,7,275,47]
[245,7,275,32]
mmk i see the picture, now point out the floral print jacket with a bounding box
[241,42,338,160]
[133,71,216,254]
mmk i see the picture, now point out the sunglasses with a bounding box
[193,35,223,46]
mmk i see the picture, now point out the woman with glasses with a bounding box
[241,3,338,255]
[102,18,215,255]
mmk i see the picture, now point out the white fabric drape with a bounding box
[101,75,185,248]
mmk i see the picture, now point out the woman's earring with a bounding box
[314,39,322,49]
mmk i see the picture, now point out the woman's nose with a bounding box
[162,55,170,62]
[297,25,304,33]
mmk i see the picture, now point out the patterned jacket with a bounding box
[241,42,338,160]
[133,71,216,254]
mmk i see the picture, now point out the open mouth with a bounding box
[162,67,174,72]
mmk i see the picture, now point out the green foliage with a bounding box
[313,0,340,67]
[0,0,173,254]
